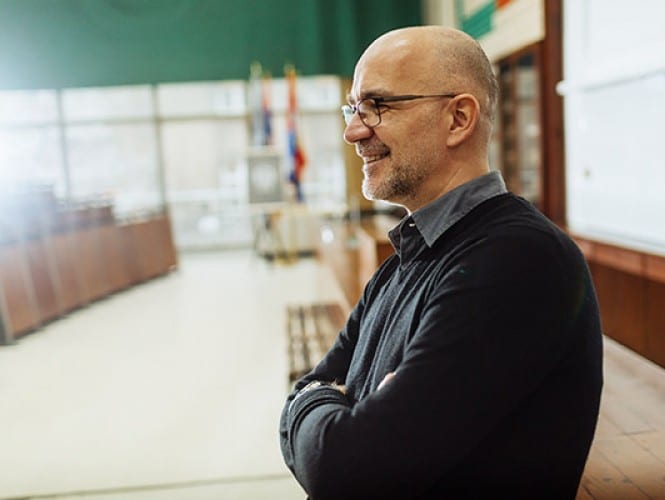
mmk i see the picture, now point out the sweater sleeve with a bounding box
[279,291,364,475]
[280,231,588,499]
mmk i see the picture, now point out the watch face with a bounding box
[302,381,318,391]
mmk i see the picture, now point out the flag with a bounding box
[285,64,307,202]
[262,71,273,146]
[249,61,265,147]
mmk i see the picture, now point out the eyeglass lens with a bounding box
[342,99,380,127]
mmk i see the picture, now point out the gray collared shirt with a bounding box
[388,171,507,257]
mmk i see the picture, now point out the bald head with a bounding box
[345,26,498,209]
[357,26,498,134]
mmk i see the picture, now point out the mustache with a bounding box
[357,141,388,156]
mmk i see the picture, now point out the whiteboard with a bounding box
[561,0,665,255]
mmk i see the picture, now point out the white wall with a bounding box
[560,0,665,255]
[0,76,347,250]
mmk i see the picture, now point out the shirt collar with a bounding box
[408,170,507,247]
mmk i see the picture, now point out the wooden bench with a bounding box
[286,302,346,382]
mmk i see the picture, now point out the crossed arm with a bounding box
[279,235,578,499]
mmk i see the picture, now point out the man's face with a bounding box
[343,41,448,211]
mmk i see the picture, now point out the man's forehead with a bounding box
[348,50,427,102]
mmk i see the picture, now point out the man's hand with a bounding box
[330,381,347,395]
[377,371,395,390]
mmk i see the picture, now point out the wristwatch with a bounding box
[289,380,327,411]
[297,380,326,396]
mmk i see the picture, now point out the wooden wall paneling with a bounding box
[50,231,87,312]
[165,217,178,270]
[147,217,168,276]
[645,280,665,368]
[614,269,648,356]
[154,213,178,272]
[98,224,132,292]
[0,297,9,344]
[128,220,157,281]
[0,198,178,342]
[61,209,92,307]
[591,265,619,343]
[137,219,161,279]
[594,242,643,276]
[144,214,177,277]
[0,244,41,336]
[153,215,176,276]
[129,220,147,280]
[572,237,594,261]
[118,223,143,286]
[78,226,111,302]
[593,265,647,354]
[24,236,62,323]
[645,254,665,283]
[570,233,665,369]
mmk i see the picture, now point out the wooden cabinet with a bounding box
[24,237,62,322]
[51,232,87,312]
[78,226,112,302]
[0,245,40,337]
[0,207,178,344]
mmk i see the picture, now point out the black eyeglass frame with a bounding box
[341,93,458,127]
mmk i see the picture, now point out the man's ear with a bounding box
[446,94,480,147]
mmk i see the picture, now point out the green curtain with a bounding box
[0,0,422,89]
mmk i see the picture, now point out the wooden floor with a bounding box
[577,337,665,499]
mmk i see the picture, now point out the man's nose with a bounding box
[343,112,373,145]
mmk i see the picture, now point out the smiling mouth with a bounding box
[362,152,389,164]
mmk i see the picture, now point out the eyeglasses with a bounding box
[341,93,457,128]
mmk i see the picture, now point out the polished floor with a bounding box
[2,250,665,499]
[0,250,346,499]
[578,337,665,499]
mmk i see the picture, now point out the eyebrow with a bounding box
[346,88,393,104]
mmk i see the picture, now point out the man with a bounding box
[280,26,603,499]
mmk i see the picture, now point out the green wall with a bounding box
[0,0,422,90]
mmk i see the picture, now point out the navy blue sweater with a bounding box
[280,187,603,499]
